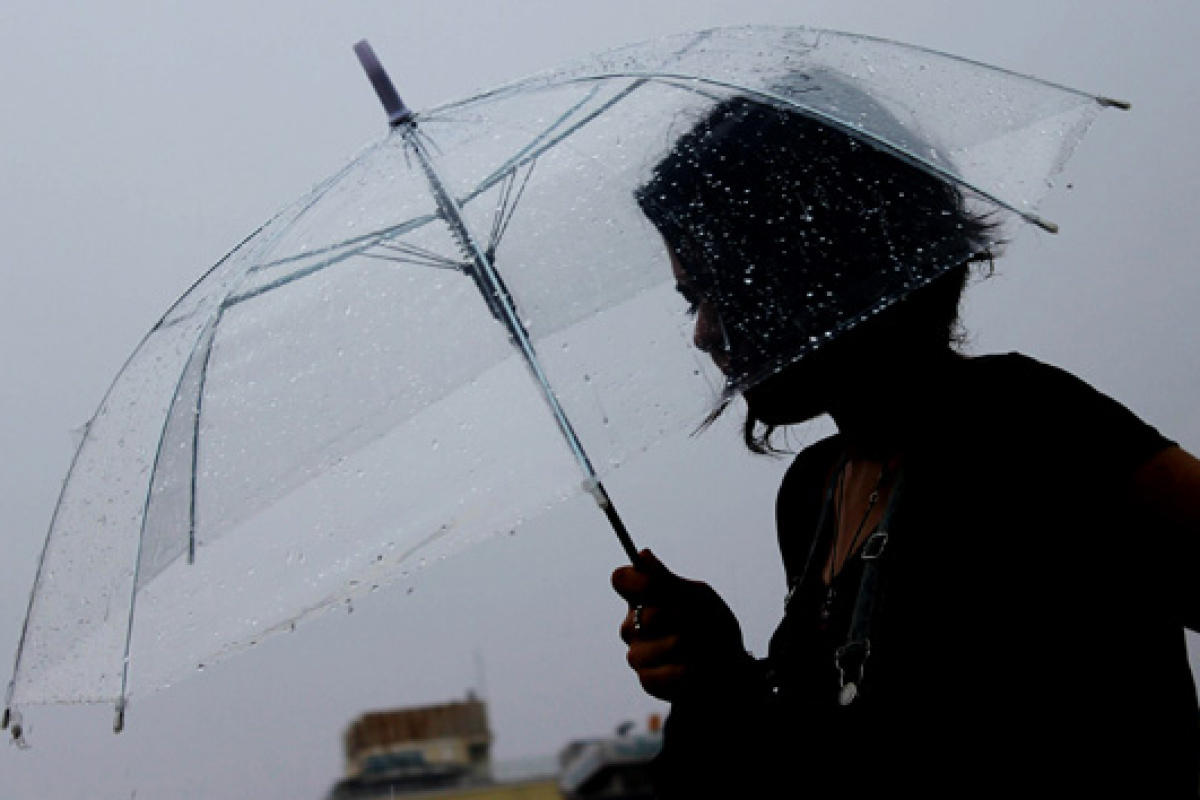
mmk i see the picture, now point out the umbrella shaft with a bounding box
[585,479,640,562]
[402,127,640,563]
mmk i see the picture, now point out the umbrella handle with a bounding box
[584,479,640,563]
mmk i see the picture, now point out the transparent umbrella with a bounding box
[4,26,1126,739]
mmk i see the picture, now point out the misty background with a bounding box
[2,1,1197,797]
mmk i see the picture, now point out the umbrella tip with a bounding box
[5,708,28,748]
[1098,96,1132,111]
[113,699,126,734]
[353,40,415,128]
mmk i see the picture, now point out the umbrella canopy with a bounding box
[5,25,1124,738]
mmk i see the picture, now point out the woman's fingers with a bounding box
[626,632,682,671]
[636,664,688,701]
[621,602,676,643]
[625,634,688,701]
[613,549,746,702]
[612,549,673,601]
[611,564,651,604]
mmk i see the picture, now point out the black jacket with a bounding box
[652,354,1196,798]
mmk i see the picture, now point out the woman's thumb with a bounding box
[635,548,677,579]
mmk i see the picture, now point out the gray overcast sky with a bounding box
[2,1,1198,798]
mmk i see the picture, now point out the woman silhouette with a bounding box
[612,88,1200,797]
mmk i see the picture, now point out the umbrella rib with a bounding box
[100,145,379,731]
[487,169,518,253]
[487,160,537,257]
[461,83,608,202]
[184,316,222,566]
[216,217,467,316]
[309,83,640,282]
[414,28,718,119]
[359,252,464,271]
[228,74,652,309]
[109,310,223,735]
[4,462,74,738]
[225,76,654,309]
[5,255,257,736]
[559,70,1073,231]
[372,240,467,270]
[252,217,439,272]
[217,217,442,309]
[457,78,649,216]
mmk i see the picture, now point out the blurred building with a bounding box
[557,716,662,800]
[330,692,559,799]
[328,693,661,800]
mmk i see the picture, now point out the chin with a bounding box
[738,338,856,426]
[743,378,827,427]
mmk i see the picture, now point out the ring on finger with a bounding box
[633,605,644,632]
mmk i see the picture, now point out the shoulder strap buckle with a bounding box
[861,529,890,560]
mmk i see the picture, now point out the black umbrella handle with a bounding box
[585,479,640,563]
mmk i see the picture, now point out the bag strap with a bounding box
[834,470,905,705]
[784,450,850,612]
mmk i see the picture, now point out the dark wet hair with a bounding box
[636,86,999,452]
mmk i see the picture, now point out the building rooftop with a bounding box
[344,693,492,759]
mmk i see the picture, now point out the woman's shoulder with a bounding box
[774,434,842,555]
[949,351,1120,423]
[779,433,843,496]
[960,351,1084,392]
[957,351,1173,469]
[962,351,1144,414]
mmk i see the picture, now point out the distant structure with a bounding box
[329,692,558,800]
[344,692,492,787]
[558,715,662,800]
[327,692,662,800]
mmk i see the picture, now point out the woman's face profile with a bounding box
[670,242,841,426]
[670,248,732,376]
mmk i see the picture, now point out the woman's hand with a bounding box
[612,549,752,702]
